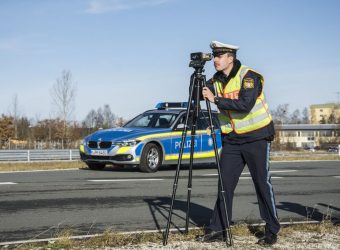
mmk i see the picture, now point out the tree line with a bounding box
[1,70,337,150]
[0,70,125,150]
[271,104,339,124]
[0,106,125,150]
[270,104,309,124]
[0,102,318,150]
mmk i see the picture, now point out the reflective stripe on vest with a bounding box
[214,65,272,134]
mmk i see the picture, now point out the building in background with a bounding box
[274,124,340,149]
[310,103,340,124]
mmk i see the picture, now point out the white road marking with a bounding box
[240,177,283,180]
[274,160,340,163]
[244,170,297,174]
[0,182,17,185]
[0,168,78,174]
[88,179,164,182]
[202,170,297,176]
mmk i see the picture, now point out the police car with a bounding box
[80,102,222,172]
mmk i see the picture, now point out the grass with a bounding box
[9,221,339,250]
[0,161,85,172]
[271,154,340,161]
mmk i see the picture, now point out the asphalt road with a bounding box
[0,161,339,243]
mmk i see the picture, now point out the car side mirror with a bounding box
[175,123,185,131]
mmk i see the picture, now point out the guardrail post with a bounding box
[27,150,30,162]
[69,150,72,161]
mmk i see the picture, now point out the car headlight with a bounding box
[113,140,141,147]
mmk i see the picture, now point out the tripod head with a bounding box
[189,52,212,73]
[189,52,211,101]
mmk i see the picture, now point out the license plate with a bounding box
[91,150,108,156]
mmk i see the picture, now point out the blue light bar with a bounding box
[155,102,188,109]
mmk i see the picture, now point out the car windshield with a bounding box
[124,112,178,128]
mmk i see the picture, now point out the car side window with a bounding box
[175,114,192,129]
[132,114,153,127]
[154,114,177,128]
[174,112,221,130]
[197,112,220,130]
[212,114,220,129]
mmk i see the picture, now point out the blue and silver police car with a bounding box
[80,102,222,172]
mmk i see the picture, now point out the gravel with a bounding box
[104,231,340,250]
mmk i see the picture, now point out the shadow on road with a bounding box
[143,197,212,233]
[79,164,217,172]
[318,203,340,224]
[276,201,340,223]
[143,200,340,235]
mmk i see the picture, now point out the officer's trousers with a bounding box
[208,139,281,235]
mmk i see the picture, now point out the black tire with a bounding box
[86,162,106,170]
[139,143,162,173]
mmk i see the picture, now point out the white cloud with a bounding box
[84,0,169,14]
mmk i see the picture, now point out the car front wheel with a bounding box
[139,143,162,173]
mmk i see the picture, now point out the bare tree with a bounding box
[327,110,337,124]
[95,107,104,129]
[8,94,20,140]
[0,115,14,149]
[103,104,116,128]
[271,104,289,124]
[289,109,301,124]
[51,70,76,149]
[116,117,126,127]
[302,107,309,124]
[83,109,97,133]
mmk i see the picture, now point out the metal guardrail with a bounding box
[0,149,338,163]
[0,150,80,162]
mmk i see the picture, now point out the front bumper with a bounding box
[79,144,141,165]
[80,152,140,165]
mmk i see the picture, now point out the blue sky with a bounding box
[1,0,339,121]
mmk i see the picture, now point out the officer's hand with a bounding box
[206,126,212,136]
[202,87,215,103]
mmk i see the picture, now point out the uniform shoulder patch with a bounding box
[243,78,255,89]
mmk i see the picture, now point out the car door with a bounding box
[198,112,222,157]
[171,112,202,157]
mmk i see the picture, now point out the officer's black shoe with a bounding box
[257,232,277,246]
[196,228,226,242]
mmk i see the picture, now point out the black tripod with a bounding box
[163,58,233,247]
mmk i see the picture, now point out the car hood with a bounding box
[86,127,172,142]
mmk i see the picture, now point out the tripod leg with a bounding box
[202,76,233,247]
[185,78,200,233]
[163,74,196,246]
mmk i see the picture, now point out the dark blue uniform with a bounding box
[207,59,280,236]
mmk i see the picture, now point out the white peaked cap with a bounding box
[210,41,240,51]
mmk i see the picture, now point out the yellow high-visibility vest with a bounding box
[214,65,272,134]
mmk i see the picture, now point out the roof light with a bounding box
[155,102,188,110]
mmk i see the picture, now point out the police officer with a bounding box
[199,41,280,246]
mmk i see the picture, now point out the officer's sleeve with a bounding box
[206,78,215,95]
[215,71,261,112]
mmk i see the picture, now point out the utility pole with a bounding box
[336,91,340,105]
